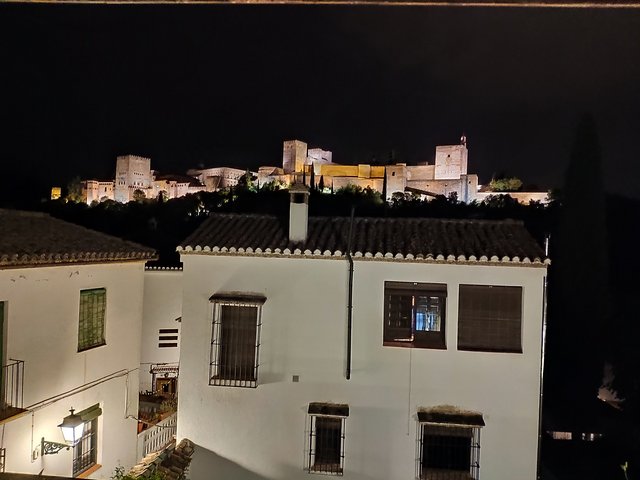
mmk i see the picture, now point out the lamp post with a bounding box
[41,408,85,455]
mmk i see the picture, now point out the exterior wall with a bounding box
[140,269,183,393]
[318,165,385,192]
[407,174,478,203]
[283,140,308,174]
[307,148,333,172]
[406,164,435,181]
[476,191,550,204]
[84,181,115,205]
[434,144,468,180]
[319,165,360,178]
[189,167,249,191]
[331,177,384,192]
[0,262,145,478]
[177,254,546,480]
[386,165,407,199]
[115,155,152,203]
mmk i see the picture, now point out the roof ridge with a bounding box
[0,208,47,218]
[206,212,524,226]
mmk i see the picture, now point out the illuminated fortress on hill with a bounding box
[68,137,547,205]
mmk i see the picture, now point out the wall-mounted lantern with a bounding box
[41,408,85,455]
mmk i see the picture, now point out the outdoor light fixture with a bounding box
[41,408,85,455]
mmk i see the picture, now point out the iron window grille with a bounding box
[307,403,349,476]
[78,288,106,352]
[209,293,266,388]
[73,418,97,477]
[384,282,447,349]
[417,425,481,480]
[416,408,484,480]
[0,447,5,473]
[458,285,523,353]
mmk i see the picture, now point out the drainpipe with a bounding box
[536,235,550,480]
[345,207,355,380]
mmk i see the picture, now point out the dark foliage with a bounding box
[544,115,610,422]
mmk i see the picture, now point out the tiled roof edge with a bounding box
[0,251,157,268]
[176,246,550,267]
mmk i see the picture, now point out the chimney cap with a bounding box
[288,183,310,194]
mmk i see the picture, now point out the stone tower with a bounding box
[434,141,469,180]
[114,155,152,203]
[282,140,308,174]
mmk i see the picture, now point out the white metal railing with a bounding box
[137,412,177,460]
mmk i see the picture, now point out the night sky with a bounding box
[1,5,639,204]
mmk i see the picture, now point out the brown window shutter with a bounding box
[458,285,522,353]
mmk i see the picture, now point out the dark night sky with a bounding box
[1,5,639,203]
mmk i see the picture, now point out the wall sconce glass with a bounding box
[41,408,85,455]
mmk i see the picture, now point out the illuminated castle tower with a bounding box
[114,154,152,203]
[282,140,308,174]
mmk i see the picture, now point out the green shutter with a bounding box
[78,289,106,352]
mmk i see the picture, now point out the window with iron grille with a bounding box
[384,282,447,349]
[209,293,265,388]
[418,425,481,480]
[307,403,348,475]
[73,418,97,477]
[416,408,483,480]
[458,285,523,353]
[78,288,106,352]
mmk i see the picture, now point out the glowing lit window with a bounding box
[383,282,446,349]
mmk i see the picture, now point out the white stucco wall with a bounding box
[140,269,183,392]
[0,261,145,479]
[177,254,546,480]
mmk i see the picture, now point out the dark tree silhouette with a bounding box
[545,114,610,428]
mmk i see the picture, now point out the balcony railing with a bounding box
[137,412,177,460]
[1,359,25,422]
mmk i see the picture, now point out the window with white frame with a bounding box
[307,403,348,475]
[417,408,483,480]
[209,292,266,388]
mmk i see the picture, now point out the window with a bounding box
[72,404,101,477]
[417,408,483,480]
[307,403,348,475]
[209,293,266,388]
[458,285,523,353]
[384,282,447,349]
[78,289,106,352]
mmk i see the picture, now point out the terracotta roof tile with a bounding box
[0,209,157,268]
[179,213,547,265]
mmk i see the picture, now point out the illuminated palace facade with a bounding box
[73,138,546,205]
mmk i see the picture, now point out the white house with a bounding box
[0,209,156,478]
[175,187,549,480]
[139,266,182,395]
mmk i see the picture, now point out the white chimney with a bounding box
[289,183,310,242]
